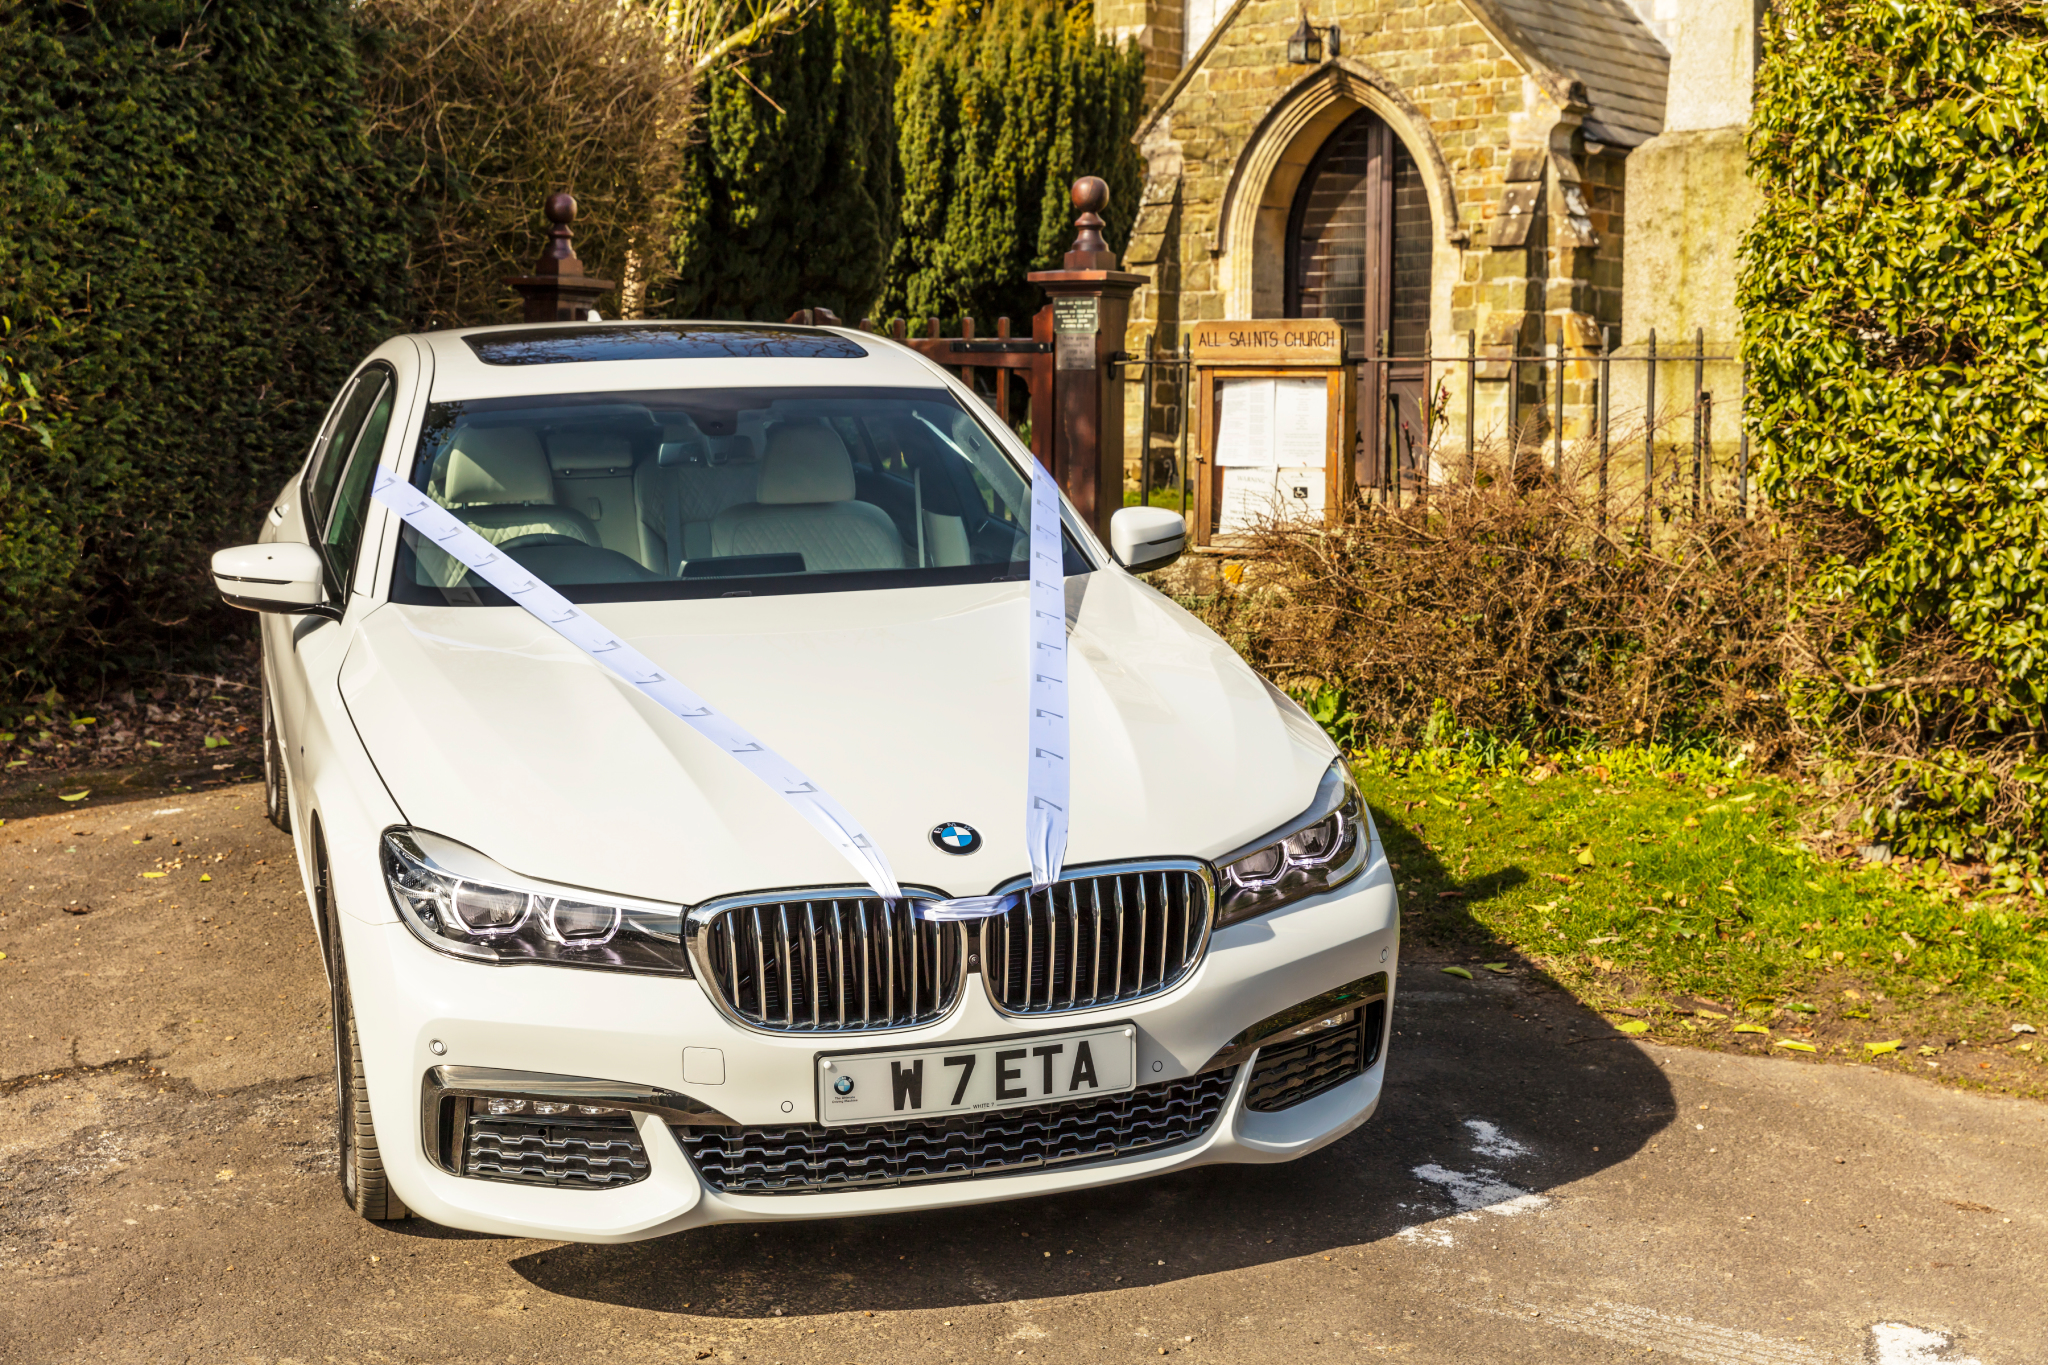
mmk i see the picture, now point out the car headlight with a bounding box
[1214,760,1369,928]
[382,829,689,975]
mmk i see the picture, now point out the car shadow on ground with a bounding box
[508,806,1677,1317]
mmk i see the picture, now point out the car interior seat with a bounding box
[709,422,907,573]
[442,426,600,549]
[635,427,761,576]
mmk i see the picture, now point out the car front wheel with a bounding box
[263,673,291,834]
[318,832,408,1221]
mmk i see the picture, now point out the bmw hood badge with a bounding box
[930,822,982,854]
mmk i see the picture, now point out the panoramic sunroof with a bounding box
[463,324,868,366]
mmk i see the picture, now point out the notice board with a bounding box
[1188,321,1351,546]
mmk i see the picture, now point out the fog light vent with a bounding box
[1244,998,1385,1112]
[461,1103,650,1187]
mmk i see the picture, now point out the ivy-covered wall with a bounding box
[882,0,1144,326]
[1742,0,2048,865]
[0,0,408,686]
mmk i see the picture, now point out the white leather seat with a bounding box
[710,423,905,573]
[442,426,597,548]
[635,453,760,572]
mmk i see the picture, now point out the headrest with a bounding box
[547,431,635,475]
[445,426,554,506]
[757,422,855,504]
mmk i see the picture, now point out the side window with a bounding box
[322,374,397,594]
[306,373,385,531]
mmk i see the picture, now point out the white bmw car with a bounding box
[212,319,1399,1242]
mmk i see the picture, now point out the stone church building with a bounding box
[1095,0,1761,489]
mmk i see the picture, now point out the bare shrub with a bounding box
[356,0,702,327]
[1188,451,2007,782]
[1193,456,1820,755]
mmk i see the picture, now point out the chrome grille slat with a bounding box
[882,898,897,1023]
[1112,876,1127,999]
[832,900,847,1028]
[1155,873,1170,985]
[1023,894,1036,1010]
[696,891,963,1033]
[981,861,1211,1017]
[804,902,821,1026]
[1088,880,1104,1007]
[750,906,769,1025]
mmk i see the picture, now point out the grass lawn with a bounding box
[1357,746,2048,1098]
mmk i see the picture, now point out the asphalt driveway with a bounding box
[0,784,2038,1363]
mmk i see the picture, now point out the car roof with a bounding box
[414,320,945,402]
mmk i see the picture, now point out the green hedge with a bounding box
[0,0,408,688]
[1742,0,2048,869]
[882,0,1144,326]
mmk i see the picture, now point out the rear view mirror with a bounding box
[1109,506,1186,574]
[212,542,329,614]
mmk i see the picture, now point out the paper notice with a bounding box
[1273,466,1324,516]
[1218,463,1324,534]
[1218,465,1279,533]
[1273,378,1327,468]
[1216,378,1276,466]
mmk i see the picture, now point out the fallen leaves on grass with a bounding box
[57,791,89,802]
[1866,1040,1904,1055]
[1482,962,1512,973]
[1614,1021,1650,1034]
[1441,966,1474,979]
[1775,1039,1818,1053]
[1733,1023,1770,1035]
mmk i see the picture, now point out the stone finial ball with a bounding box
[545,192,578,225]
[1071,176,1109,214]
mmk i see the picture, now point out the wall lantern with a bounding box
[1286,8,1340,64]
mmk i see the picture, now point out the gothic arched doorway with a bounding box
[1284,108,1433,492]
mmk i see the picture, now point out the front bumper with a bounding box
[339,856,1400,1242]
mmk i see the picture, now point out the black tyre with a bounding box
[263,674,291,834]
[317,832,408,1221]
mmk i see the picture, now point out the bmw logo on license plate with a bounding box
[832,1075,855,1096]
[930,822,982,854]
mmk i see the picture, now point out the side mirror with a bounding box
[212,542,330,614]
[1109,506,1187,574]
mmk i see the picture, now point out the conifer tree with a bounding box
[667,0,897,319]
[882,0,1144,326]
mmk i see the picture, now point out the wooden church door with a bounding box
[1285,110,1432,494]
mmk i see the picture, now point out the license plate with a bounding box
[816,1024,1137,1127]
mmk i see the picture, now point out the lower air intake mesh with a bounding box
[462,1111,650,1187]
[677,1070,1236,1194]
[1244,998,1385,1112]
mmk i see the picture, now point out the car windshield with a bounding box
[391,386,1080,605]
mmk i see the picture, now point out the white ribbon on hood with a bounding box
[1024,447,1069,893]
[369,443,1069,920]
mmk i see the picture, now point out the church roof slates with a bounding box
[1485,0,1670,146]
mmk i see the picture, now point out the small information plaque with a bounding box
[1054,297,1100,336]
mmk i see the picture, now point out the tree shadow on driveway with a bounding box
[509,802,1677,1317]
